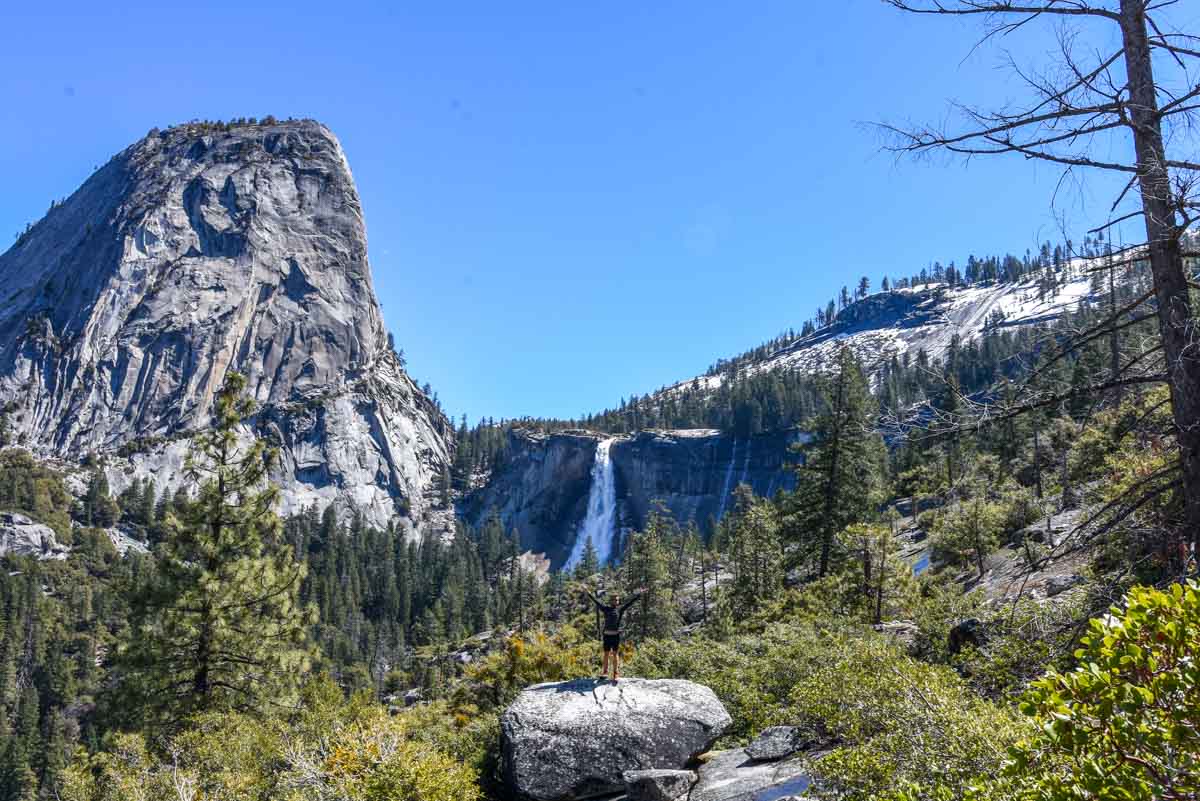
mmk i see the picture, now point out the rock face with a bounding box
[459,431,600,562]
[0,512,69,560]
[500,677,731,801]
[0,120,452,531]
[463,428,799,567]
[1045,573,1085,597]
[613,429,799,534]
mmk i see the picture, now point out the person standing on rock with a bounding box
[584,587,643,682]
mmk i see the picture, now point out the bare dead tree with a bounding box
[880,0,1200,556]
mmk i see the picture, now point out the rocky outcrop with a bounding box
[744,726,807,763]
[500,677,731,801]
[0,512,69,560]
[0,120,452,532]
[1045,573,1085,597]
[690,749,811,801]
[463,428,799,566]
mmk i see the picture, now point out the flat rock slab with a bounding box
[691,748,811,801]
[623,769,697,800]
[502,677,731,801]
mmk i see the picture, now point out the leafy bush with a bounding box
[789,632,1025,801]
[628,616,1024,801]
[459,627,595,712]
[973,582,1200,801]
[999,486,1044,541]
[629,623,831,741]
[951,594,1086,700]
[61,676,481,801]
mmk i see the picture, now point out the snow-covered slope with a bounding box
[659,270,1099,398]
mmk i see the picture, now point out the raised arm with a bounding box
[619,590,644,612]
[583,588,602,608]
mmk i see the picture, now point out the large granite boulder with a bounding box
[501,677,731,801]
[0,512,68,561]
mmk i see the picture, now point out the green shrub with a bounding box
[789,632,1025,801]
[62,676,482,801]
[931,498,1005,576]
[973,581,1200,801]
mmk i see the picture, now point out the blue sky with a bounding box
[1,1,1172,423]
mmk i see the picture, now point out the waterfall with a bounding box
[738,438,753,487]
[714,438,739,522]
[565,438,619,569]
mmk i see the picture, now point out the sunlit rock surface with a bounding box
[0,120,452,532]
[501,677,730,801]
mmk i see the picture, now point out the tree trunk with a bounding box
[820,370,846,577]
[874,535,887,625]
[1119,0,1200,556]
[971,504,986,578]
[1033,429,1044,500]
[1109,250,1123,401]
[862,545,873,598]
[194,608,212,705]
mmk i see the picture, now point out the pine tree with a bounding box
[840,522,916,624]
[787,347,887,576]
[725,485,782,615]
[82,472,118,528]
[114,373,314,730]
[622,509,677,640]
[574,536,599,579]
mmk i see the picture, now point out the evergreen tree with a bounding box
[725,485,782,615]
[622,509,677,640]
[787,347,886,576]
[840,522,916,624]
[573,535,599,579]
[81,472,118,528]
[114,373,314,730]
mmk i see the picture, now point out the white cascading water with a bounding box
[715,438,739,522]
[565,438,619,569]
[738,438,753,486]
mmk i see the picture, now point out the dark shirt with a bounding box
[588,592,640,633]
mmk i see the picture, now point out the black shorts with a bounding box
[602,633,620,651]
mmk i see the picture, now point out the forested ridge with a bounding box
[450,241,1158,486]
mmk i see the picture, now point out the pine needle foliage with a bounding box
[787,347,888,576]
[113,373,314,731]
